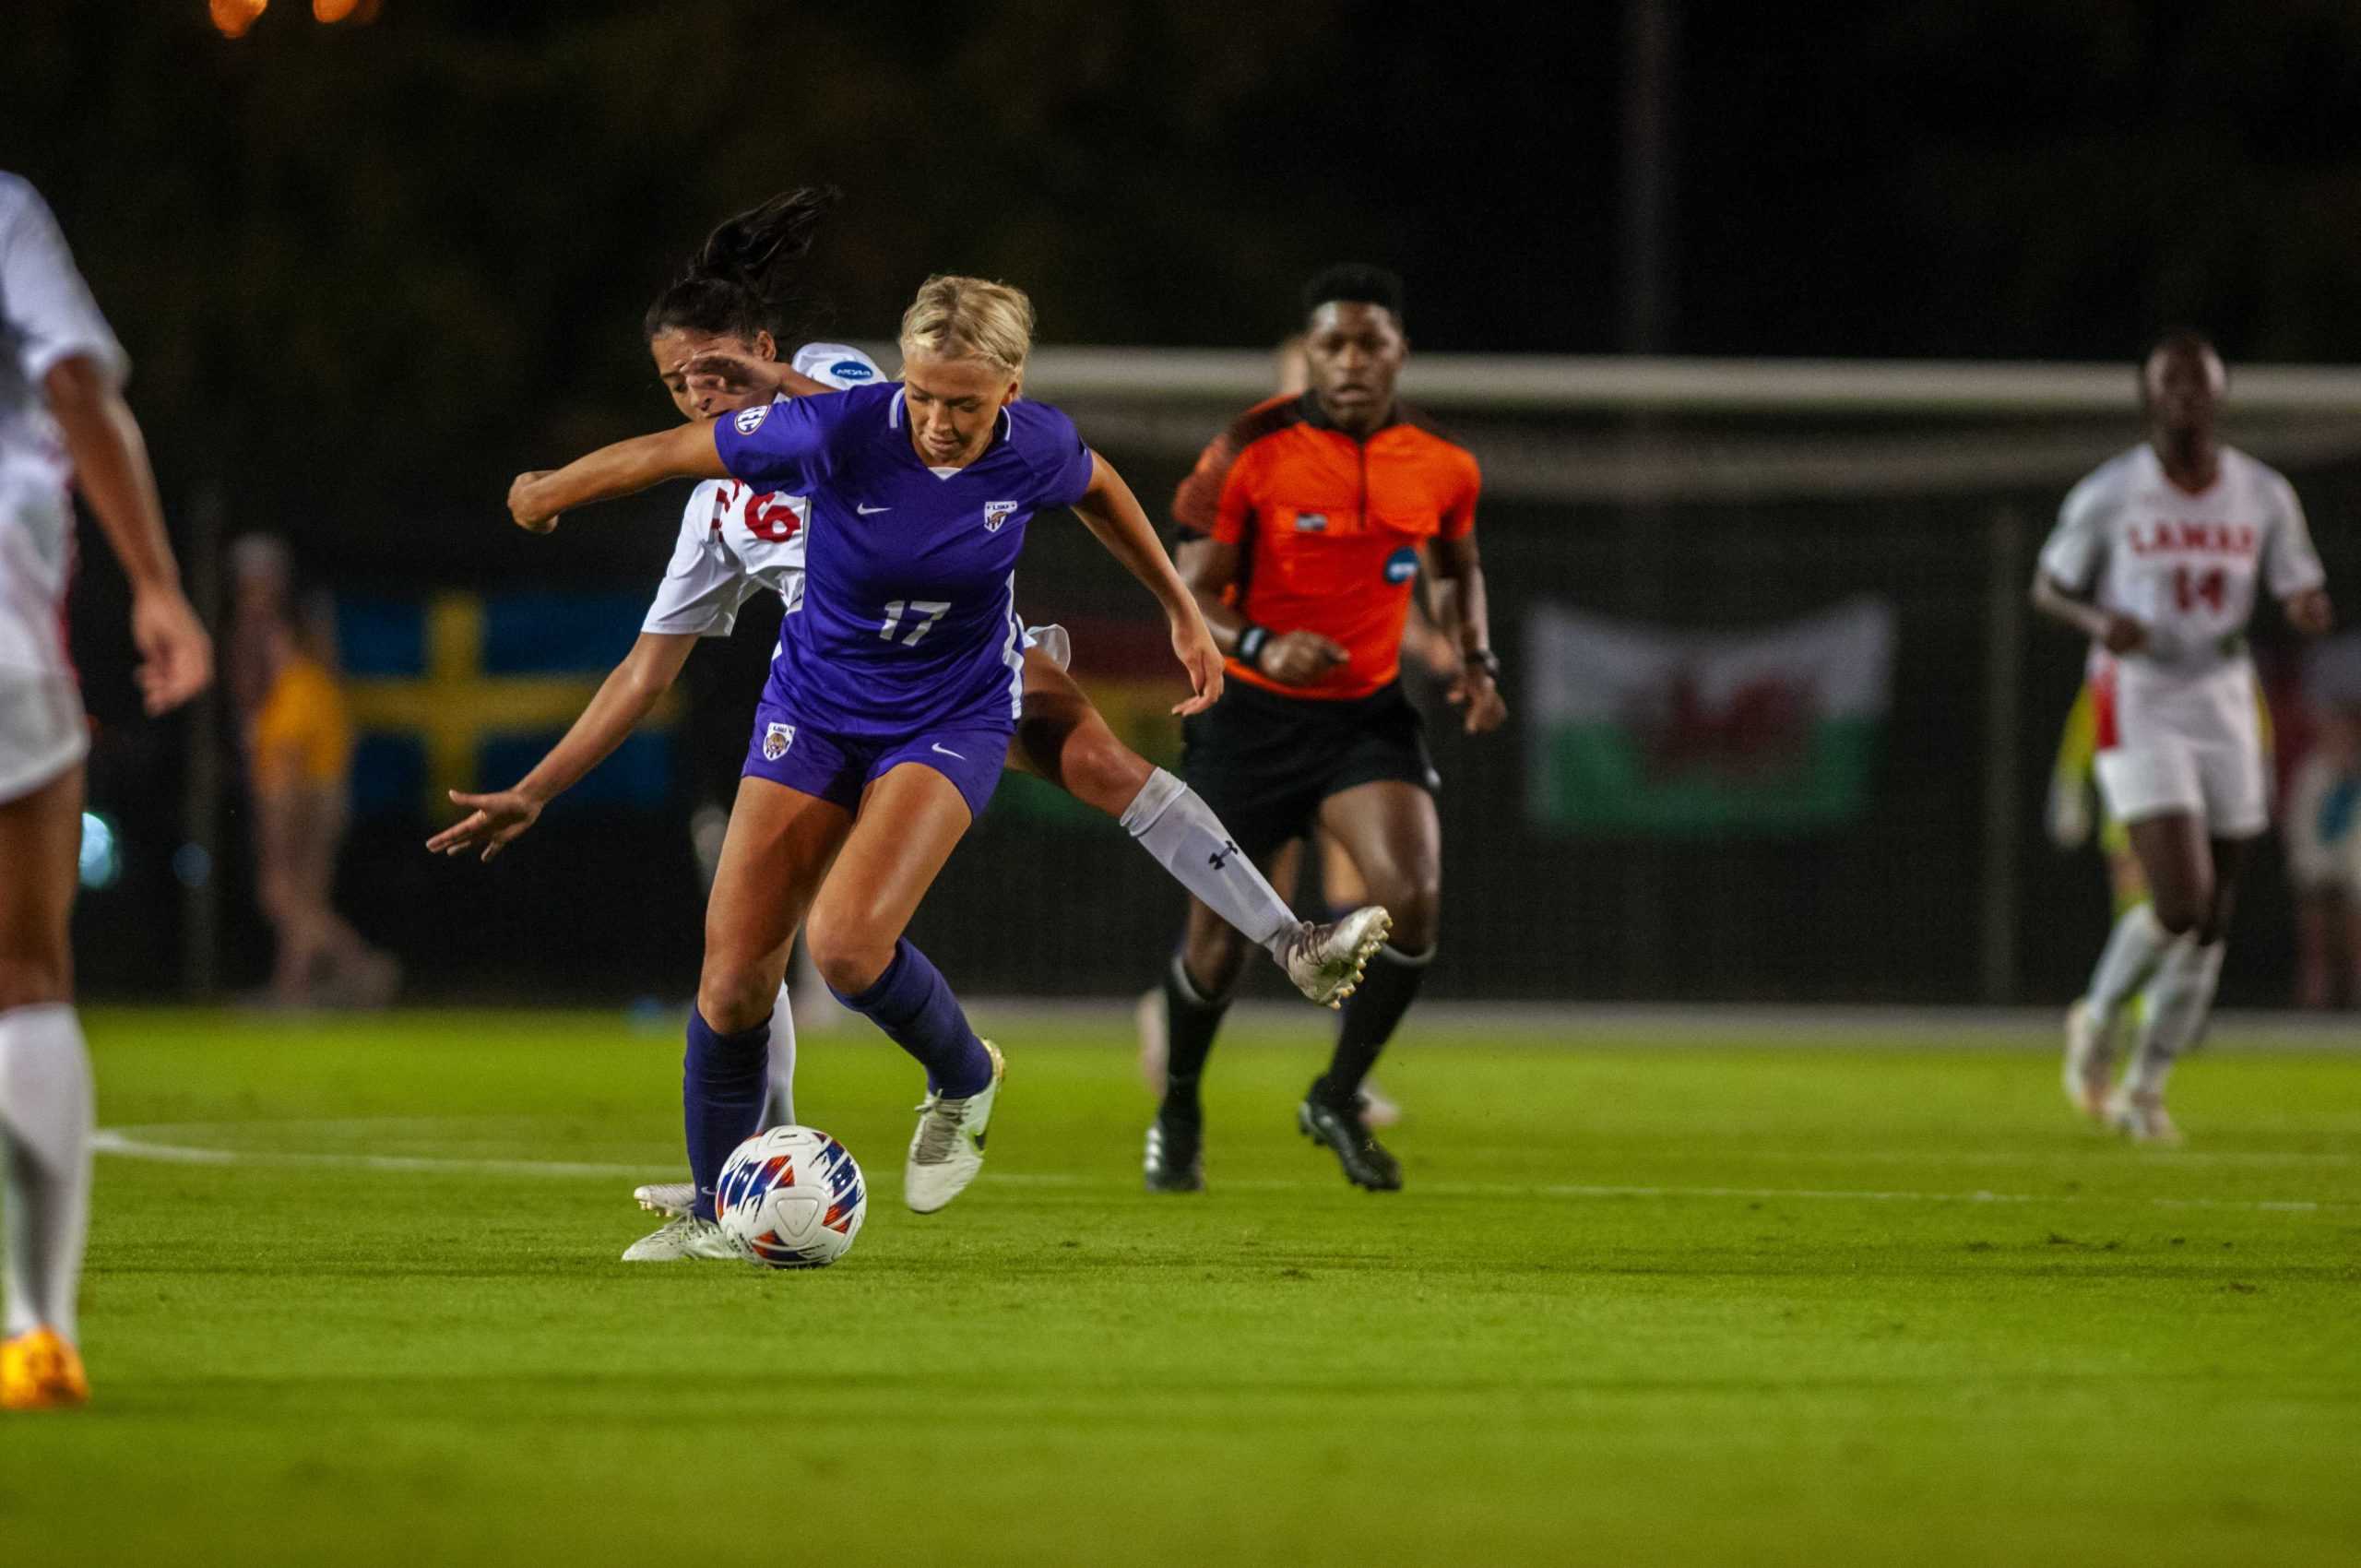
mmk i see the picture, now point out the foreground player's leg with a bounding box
[1292,781,1439,1191]
[635,980,799,1220]
[2111,836,2248,1144]
[627,778,846,1261]
[0,766,93,1408]
[806,764,998,1215]
[1013,668,1386,1006]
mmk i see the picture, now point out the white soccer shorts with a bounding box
[0,669,88,804]
[2094,669,2267,837]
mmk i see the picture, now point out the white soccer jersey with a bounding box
[0,173,128,678]
[2040,443,2324,678]
[639,345,880,637]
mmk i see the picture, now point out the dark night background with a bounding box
[10,1,2361,1004]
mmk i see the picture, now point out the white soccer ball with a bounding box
[713,1125,867,1269]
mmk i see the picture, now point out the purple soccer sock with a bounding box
[831,939,991,1097]
[684,1006,771,1221]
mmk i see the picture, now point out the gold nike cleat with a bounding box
[1,1328,89,1411]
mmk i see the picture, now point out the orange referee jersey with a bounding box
[1174,393,1480,700]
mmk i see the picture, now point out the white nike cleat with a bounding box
[621,1213,737,1262]
[1278,906,1393,1009]
[2062,998,2116,1122]
[906,1040,1003,1214]
[634,1181,696,1218]
[2106,1087,2183,1146]
[1134,987,1168,1094]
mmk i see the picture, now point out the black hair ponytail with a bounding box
[644,185,839,344]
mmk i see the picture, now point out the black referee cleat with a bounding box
[1298,1089,1403,1192]
[1143,1112,1205,1194]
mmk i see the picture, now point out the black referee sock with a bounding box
[1157,954,1230,1127]
[1313,944,1433,1109]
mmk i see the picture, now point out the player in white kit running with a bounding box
[2034,332,2332,1143]
[0,173,212,1407]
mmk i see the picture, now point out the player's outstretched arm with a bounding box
[509,422,728,534]
[43,354,212,714]
[1429,533,1506,734]
[427,632,697,861]
[1071,451,1223,716]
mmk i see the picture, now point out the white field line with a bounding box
[90,1122,2350,1214]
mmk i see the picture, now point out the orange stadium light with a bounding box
[209,0,267,38]
[313,0,357,20]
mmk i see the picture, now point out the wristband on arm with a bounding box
[1237,624,1273,668]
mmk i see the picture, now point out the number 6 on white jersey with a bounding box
[878,600,952,646]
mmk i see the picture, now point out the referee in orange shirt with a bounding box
[1145,265,1506,1193]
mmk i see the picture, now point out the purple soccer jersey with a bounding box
[712,382,1096,740]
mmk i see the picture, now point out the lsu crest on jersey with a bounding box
[2039,444,2325,674]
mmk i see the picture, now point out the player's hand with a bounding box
[427,788,545,862]
[2098,612,2148,655]
[2286,588,2334,638]
[1258,630,1351,687]
[129,586,214,715]
[682,351,787,404]
[1447,664,1509,735]
[509,471,560,534]
[1170,615,1225,716]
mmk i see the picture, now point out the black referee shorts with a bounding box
[1179,679,1440,863]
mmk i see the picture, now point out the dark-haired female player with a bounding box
[1144,264,1505,1194]
[435,194,1387,1234]
[2040,331,2331,1142]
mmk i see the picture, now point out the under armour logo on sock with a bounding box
[1208,839,1240,871]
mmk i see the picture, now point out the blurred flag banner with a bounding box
[338,591,677,818]
[1525,597,1895,837]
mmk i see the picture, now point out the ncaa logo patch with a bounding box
[983,501,1019,533]
[1383,546,1419,584]
[763,722,795,761]
[733,404,770,435]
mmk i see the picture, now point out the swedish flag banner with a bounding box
[338,591,678,817]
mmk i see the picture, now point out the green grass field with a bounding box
[3,1007,2357,1567]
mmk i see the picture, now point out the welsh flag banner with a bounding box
[1525,597,1895,837]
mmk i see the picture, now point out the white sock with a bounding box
[2127,940,2225,1097]
[1120,769,1296,950]
[2086,902,2177,1028]
[757,981,798,1132]
[0,1004,93,1341]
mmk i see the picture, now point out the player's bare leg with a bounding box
[807,764,1003,1214]
[1011,653,1384,1008]
[0,765,94,1408]
[626,778,848,1261]
[1293,780,1440,1190]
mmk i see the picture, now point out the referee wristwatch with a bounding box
[1466,647,1501,681]
[1238,624,1275,669]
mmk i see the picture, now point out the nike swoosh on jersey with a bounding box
[931,743,966,760]
[857,504,891,515]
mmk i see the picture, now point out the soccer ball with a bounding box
[713,1126,867,1268]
